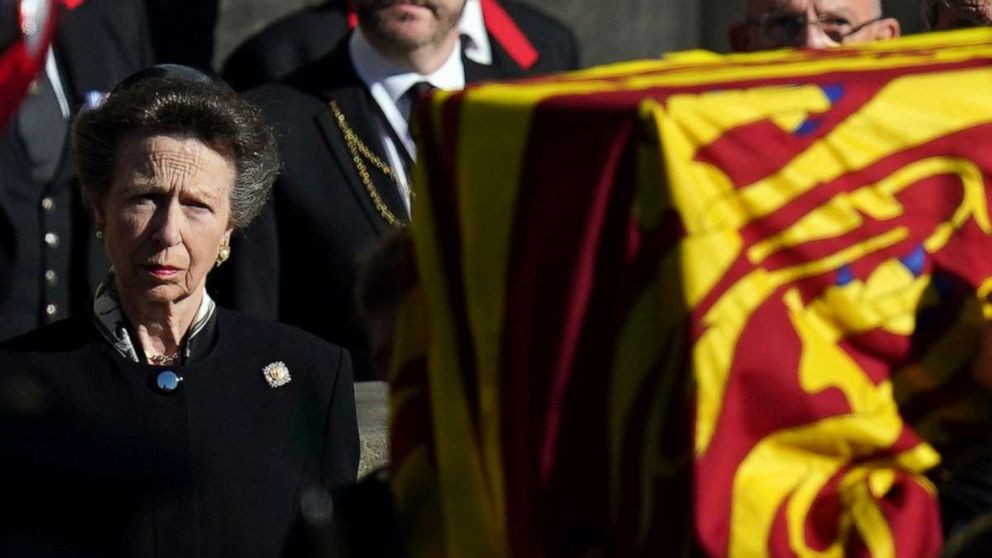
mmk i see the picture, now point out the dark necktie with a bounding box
[387,81,435,177]
[403,81,436,130]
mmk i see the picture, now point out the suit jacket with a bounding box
[0,308,359,558]
[222,0,580,91]
[0,0,153,341]
[213,10,577,381]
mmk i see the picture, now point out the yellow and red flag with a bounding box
[391,29,992,557]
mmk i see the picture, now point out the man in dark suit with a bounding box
[728,0,900,50]
[222,0,579,90]
[0,0,153,341]
[211,0,578,382]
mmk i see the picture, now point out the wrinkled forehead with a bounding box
[113,134,235,199]
[745,0,881,17]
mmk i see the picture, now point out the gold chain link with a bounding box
[330,101,408,229]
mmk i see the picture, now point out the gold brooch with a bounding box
[262,361,292,388]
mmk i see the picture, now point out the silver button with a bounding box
[45,304,57,316]
[40,197,55,212]
[44,232,59,248]
[44,270,57,286]
[156,370,182,393]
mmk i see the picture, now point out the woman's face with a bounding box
[95,134,234,307]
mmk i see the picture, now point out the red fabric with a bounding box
[479,0,538,70]
[692,119,992,558]
[392,39,992,558]
[345,0,357,29]
[0,0,56,129]
[344,0,540,70]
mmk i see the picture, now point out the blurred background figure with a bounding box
[924,0,992,30]
[1,64,358,558]
[0,0,55,129]
[214,1,929,70]
[0,0,53,304]
[221,0,579,91]
[221,0,353,91]
[0,0,152,342]
[729,0,901,51]
[932,322,992,541]
[211,0,578,382]
[144,0,219,69]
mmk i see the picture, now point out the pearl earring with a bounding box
[216,244,231,267]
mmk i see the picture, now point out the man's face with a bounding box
[933,0,992,30]
[354,0,465,53]
[730,0,901,51]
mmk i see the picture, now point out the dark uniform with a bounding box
[0,0,153,341]
[0,308,359,558]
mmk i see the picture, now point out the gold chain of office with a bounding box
[330,101,413,229]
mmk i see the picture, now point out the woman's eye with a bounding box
[184,200,213,213]
[129,194,156,206]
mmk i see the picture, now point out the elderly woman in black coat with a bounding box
[0,65,359,558]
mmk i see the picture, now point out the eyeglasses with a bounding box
[747,13,885,46]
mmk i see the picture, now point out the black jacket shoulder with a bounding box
[1,309,348,367]
[243,42,359,132]
[222,1,350,91]
[0,314,98,354]
[498,0,580,72]
[214,307,349,361]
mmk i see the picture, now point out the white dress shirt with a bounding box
[460,0,493,66]
[349,0,491,213]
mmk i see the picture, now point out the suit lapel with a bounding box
[311,47,409,235]
[463,54,506,84]
[464,30,530,85]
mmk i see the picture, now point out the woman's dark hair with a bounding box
[72,64,279,228]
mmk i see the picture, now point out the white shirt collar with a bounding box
[459,0,492,66]
[349,24,466,201]
[350,25,466,111]
[92,272,217,364]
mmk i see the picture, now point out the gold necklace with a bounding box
[330,101,410,229]
[146,352,180,366]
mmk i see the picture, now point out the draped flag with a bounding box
[389,29,992,557]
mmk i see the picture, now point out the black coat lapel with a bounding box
[309,45,409,235]
[464,30,532,85]
[464,54,506,84]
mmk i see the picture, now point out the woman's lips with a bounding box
[144,265,181,279]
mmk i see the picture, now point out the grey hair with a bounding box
[72,68,279,229]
